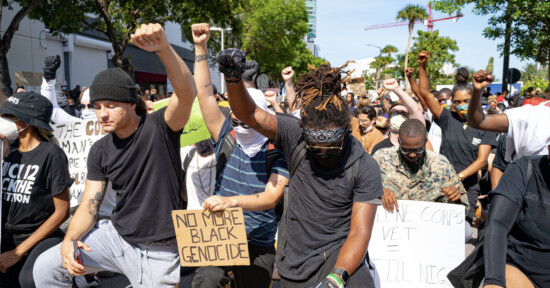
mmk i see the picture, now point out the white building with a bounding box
[1,6,222,95]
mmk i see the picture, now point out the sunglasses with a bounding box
[306,139,344,154]
[229,117,249,129]
[78,104,95,110]
[399,146,425,155]
[390,111,409,118]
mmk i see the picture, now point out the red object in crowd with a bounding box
[522,97,547,107]
[496,95,505,103]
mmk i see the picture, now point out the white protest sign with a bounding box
[53,120,107,207]
[369,200,465,288]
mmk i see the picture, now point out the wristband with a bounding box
[331,268,350,285]
[225,77,242,84]
[326,273,344,288]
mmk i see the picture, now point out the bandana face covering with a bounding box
[303,127,348,143]
[455,104,468,120]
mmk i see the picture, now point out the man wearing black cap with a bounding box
[34,23,197,287]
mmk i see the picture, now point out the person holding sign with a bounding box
[0,92,71,287]
[34,23,196,287]
[373,119,471,241]
[374,118,468,211]
[190,23,289,288]
[216,49,383,287]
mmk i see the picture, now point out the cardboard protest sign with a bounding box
[172,208,250,267]
[369,200,465,288]
[53,120,107,207]
[152,98,211,147]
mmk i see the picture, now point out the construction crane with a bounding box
[365,4,463,32]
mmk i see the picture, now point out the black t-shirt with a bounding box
[2,142,72,233]
[371,137,394,156]
[273,115,383,281]
[489,155,550,286]
[87,107,183,244]
[492,133,509,172]
[436,109,497,186]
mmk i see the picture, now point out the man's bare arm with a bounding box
[132,23,197,132]
[217,49,278,140]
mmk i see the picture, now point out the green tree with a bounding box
[32,0,245,74]
[381,45,399,58]
[431,0,550,82]
[396,4,429,89]
[241,0,319,85]
[521,63,541,82]
[405,30,459,89]
[0,0,44,99]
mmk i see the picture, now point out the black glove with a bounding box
[309,277,341,288]
[43,55,61,81]
[216,48,246,81]
[242,60,259,81]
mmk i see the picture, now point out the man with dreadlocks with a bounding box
[216,48,382,288]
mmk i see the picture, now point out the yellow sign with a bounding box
[172,208,250,267]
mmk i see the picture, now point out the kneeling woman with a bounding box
[0,92,71,288]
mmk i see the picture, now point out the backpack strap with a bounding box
[215,130,238,180]
[183,148,196,173]
[289,141,307,178]
[277,140,307,260]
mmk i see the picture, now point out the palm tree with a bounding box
[381,45,399,58]
[521,63,539,82]
[397,4,429,89]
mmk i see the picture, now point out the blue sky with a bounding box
[316,0,526,80]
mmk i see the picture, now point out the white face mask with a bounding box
[390,115,407,132]
[233,125,267,158]
[361,124,373,133]
[81,109,97,120]
[0,117,20,140]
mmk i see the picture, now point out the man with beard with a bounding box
[373,119,470,239]
[375,118,468,208]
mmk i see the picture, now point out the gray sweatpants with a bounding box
[33,220,180,288]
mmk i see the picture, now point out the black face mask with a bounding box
[309,137,347,168]
[401,150,425,174]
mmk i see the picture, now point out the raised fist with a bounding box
[418,51,430,65]
[43,55,61,81]
[265,91,277,103]
[472,70,495,91]
[131,23,169,53]
[216,48,246,81]
[282,67,294,82]
[405,67,414,78]
[376,87,386,97]
[383,78,400,91]
[191,23,210,46]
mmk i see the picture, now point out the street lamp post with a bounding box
[210,27,232,94]
[366,44,382,89]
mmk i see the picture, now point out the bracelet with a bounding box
[326,273,344,288]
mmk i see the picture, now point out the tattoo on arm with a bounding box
[195,54,208,62]
[255,194,260,199]
[204,82,212,88]
[252,111,277,139]
[88,182,106,222]
[351,206,362,218]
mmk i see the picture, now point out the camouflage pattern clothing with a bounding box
[373,146,468,209]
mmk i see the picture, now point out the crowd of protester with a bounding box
[0,22,549,288]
